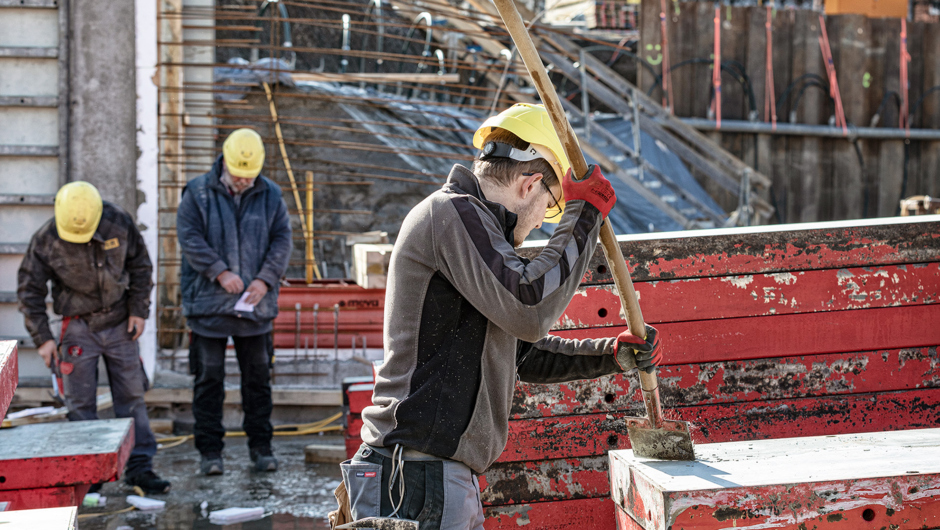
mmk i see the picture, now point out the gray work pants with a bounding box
[59,318,156,477]
[344,444,485,530]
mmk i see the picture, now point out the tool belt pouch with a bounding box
[339,459,383,521]
[328,480,352,529]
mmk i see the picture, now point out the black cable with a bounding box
[776,73,828,115]
[910,85,940,126]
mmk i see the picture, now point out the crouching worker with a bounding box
[17,182,170,494]
[331,104,663,529]
[176,128,292,475]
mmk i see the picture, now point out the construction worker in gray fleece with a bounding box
[339,104,663,528]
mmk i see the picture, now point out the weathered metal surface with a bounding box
[499,387,940,463]
[480,456,611,506]
[511,347,940,420]
[556,263,940,330]
[0,340,17,420]
[610,429,940,530]
[555,304,940,364]
[0,418,133,491]
[624,418,695,461]
[483,496,616,529]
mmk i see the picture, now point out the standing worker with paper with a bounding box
[177,128,292,475]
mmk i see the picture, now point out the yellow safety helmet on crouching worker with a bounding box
[54,181,103,244]
[223,128,265,178]
[473,103,572,222]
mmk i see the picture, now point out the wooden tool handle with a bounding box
[493,0,662,427]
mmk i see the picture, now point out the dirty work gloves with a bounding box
[614,325,662,374]
[562,164,616,218]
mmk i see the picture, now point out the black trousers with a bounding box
[190,331,273,456]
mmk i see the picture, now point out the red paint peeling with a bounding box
[0,343,17,421]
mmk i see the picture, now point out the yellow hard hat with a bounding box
[473,103,572,222]
[223,128,265,178]
[54,181,103,244]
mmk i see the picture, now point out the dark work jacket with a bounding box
[177,156,292,328]
[18,202,153,346]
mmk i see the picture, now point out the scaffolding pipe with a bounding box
[681,118,940,140]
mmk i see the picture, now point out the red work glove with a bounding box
[562,164,616,218]
[614,325,662,374]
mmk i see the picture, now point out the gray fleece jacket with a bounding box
[360,165,626,474]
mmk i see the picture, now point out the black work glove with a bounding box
[614,325,663,374]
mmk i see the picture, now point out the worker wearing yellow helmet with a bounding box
[18,181,171,494]
[342,104,662,527]
[177,127,292,476]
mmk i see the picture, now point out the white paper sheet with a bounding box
[234,291,255,312]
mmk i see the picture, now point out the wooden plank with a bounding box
[555,304,940,364]
[555,262,940,329]
[484,496,615,529]
[919,26,940,198]
[510,347,940,420]
[673,1,696,117]
[637,0,660,95]
[610,429,940,530]
[498,387,940,463]
[830,15,868,220]
[552,216,940,284]
[720,7,750,121]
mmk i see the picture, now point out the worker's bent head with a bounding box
[222,128,265,179]
[472,103,570,222]
[54,181,103,244]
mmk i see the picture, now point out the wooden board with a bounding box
[610,429,940,530]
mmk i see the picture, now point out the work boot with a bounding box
[250,447,278,472]
[124,470,171,494]
[200,453,224,476]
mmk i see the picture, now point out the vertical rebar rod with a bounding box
[313,303,319,358]
[333,303,340,360]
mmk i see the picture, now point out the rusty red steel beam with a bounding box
[496,387,940,463]
[554,304,940,364]
[0,342,17,421]
[555,263,940,330]
[510,347,940,420]
[479,456,611,506]
[483,496,616,529]
[517,217,940,285]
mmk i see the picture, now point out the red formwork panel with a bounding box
[484,496,616,529]
[0,418,133,510]
[0,341,17,421]
[489,217,940,528]
[273,282,385,349]
[609,430,940,530]
[558,262,940,330]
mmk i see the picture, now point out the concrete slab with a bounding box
[0,418,133,490]
[610,428,940,530]
[304,443,346,463]
[0,506,76,529]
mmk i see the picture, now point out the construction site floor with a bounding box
[77,434,341,529]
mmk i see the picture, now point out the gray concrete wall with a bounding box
[68,0,138,216]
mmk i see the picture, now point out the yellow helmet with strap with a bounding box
[54,181,103,244]
[223,128,265,178]
[473,103,571,221]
